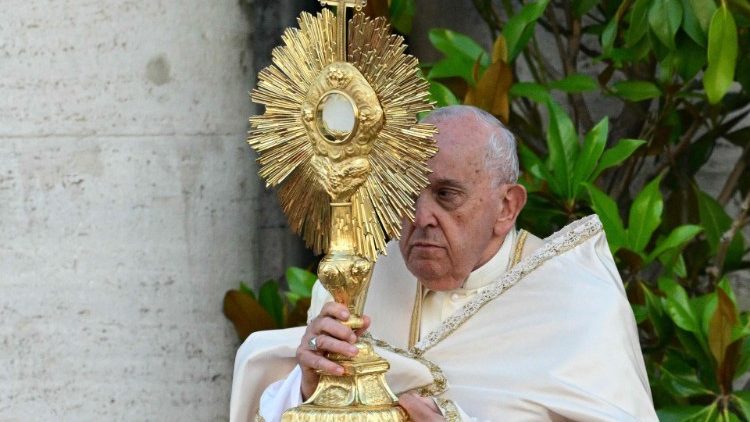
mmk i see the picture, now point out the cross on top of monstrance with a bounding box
[248,1,437,420]
[318,0,366,60]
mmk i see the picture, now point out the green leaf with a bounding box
[681,0,707,46]
[428,29,489,84]
[239,281,256,299]
[659,277,701,335]
[286,266,316,298]
[660,366,715,397]
[626,175,664,253]
[704,5,738,104]
[573,0,599,17]
[583,183,626,252]
[646,224,703,263]
[601,18,618,56]
[733,392,750,421]
[687,0,717,32]
[632,304,648,323]
[258,279,285,327]
[389,0,416,34]
[502,0,550,62]
[428,80,460,106]
[510,82,551,103]
[642,282,671,340]
[548,73,598,93]
[612,80,662,101]
[572,117,608,196]
[648,0,684,49]
[674,36,708,80]
[591,138,646,180]
[545,100,579,198]
[717,277,737,305]
[657,406,711,422]
[736,338,750,379]
[625,0,651,47]
[695,188,745,266]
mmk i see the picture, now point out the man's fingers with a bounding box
[298,350,345,376]
[354,314,372,337]
[319,302,350,321]
[313,316,357,343]
[398,392,443,421]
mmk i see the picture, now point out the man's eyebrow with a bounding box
[431,178,466,189]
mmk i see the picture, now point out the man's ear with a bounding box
[494,184,527,236]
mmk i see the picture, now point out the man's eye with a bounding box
[436,189,457,200]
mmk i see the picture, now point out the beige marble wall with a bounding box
[0,1,256,419]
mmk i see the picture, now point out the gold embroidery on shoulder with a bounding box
[511,229,528,267]
[408,281,423,349]
[255,409,266,422]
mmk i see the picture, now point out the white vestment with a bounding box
[230,215,658,421]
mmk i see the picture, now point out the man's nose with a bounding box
[413,194,437,228]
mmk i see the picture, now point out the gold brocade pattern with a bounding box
[363,334,448,397]
[255,410,266,422]
[435,398,461,422]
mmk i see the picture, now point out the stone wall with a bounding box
[1,1,255,419]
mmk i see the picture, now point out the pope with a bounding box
[230,105,659,421]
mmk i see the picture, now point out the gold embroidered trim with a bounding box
[434,398,461,422]
[511,229,528,267]
[255,410,266,422]
[412,215,603,355]
[408,281,423,349]
[363,333,448,397]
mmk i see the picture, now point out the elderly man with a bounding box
[230,105,658,421]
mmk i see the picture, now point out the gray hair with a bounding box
[422,105,520,185]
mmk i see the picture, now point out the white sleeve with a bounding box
[258,365,304,422]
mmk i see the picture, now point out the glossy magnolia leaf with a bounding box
[286,266,316,298]
[591,138,646,180]
[733,392,750,421]
[583,183,626,253]
[709,289,738,367]
[510,82,551,103]
[625,0,651,47]
[601,18,618,56]
[657,406,711,422]
[674,36,708,80]
[717,277,738,305]
[502,0,550,62]
[545,100,579,198]
[642,282,670,340]
[632,304,648,323]
[259,279,285,327]
[428,29,489,84]
[659,277,701,336]
[646,224,702,263]
[612,80,662,101]
[695,188,745,266]
[572,117,608,195]
[627,175,664,253]
[389,0,416,34]
[428,80,460,106]
[573,0,598,17]
[648,0,683,49]
[239,281,256,299]
[464,60,512,122]
[659,366,715,398]
[687,0,717,33]
[548,73,598,93]
[223,290,277,340]
[681,0,707,47]
[518,143,557,191]
[704,5,738,104]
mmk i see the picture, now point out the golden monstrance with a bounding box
[248,0,437,419]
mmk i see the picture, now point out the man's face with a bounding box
[399,117,508,291]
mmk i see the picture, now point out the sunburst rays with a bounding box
[249,8,436,260]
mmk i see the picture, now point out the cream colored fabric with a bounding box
[230,215,658,421]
